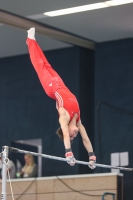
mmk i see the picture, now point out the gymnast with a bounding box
[26,27,96,168]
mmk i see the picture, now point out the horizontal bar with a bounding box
[0,9,95,49]
[94,163,133,171]
[8,147,133,172]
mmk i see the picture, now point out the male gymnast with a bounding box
[26,27,96,168]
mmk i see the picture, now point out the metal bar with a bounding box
[94,163,133,171]
[1,146,9,200]
[9,147,133,172]
[0,9,95,49]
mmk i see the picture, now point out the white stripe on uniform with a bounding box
[55,92,63,107]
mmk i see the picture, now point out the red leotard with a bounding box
[26,38,80,122]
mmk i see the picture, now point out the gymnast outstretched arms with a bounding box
[77,120,96,169]
[59,108,76,166]
[59,108,96,168]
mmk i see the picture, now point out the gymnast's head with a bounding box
[56,124,78,142]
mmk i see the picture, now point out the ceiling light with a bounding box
[44,0,133,17]
[105,0,133,6]
[44,3,109,17]
[27,14,48,20]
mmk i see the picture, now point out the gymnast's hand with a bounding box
[88,152,96,169]
[65,152,75,166]
[88,160,96,169]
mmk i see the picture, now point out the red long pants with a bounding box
[26,38,80,121]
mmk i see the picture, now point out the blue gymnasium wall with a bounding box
[95,38,133,200]
[0,46,95,176]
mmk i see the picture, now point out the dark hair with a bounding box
[56,127,73,143]
[56,127,63,141]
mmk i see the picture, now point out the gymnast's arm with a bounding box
[59,112,75,166]
[77,120,96,168]
[77,120,94,153]
[58,109,71,149]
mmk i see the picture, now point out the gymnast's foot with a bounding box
[27,27,36,40]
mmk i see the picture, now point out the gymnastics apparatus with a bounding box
[1,146,133,200]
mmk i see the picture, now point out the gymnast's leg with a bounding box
[26,28,66,93]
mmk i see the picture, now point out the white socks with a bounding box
[27,27,36,40]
